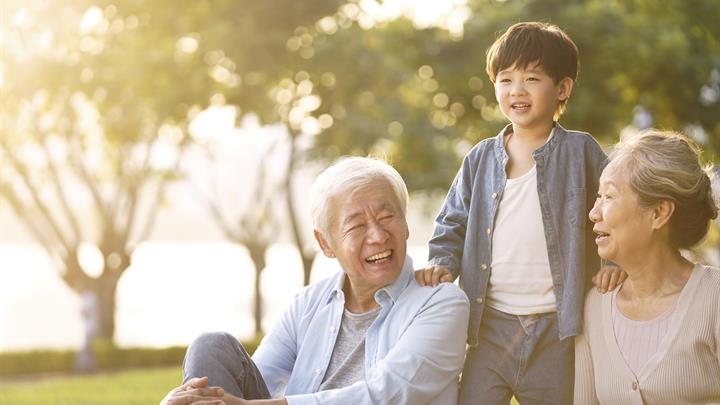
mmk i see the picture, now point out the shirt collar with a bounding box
[494,122,566,163]
[326,255,414,305]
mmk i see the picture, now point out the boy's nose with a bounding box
[510,82,526,95]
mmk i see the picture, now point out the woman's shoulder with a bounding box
[583,288,606,321]
[694,264,720,296]
[695,264,720,285]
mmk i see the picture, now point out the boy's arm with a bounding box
[427,155,474,279]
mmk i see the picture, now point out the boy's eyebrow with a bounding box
[496,65,545,75]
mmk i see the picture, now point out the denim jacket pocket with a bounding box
[567,188,586,228]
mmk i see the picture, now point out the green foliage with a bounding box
[303,0,720,191]
[0,337,261,377]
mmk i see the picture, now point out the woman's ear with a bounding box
[652,200,675,230]
[314,229,335,258]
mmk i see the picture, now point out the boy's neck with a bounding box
[510,121,555,141]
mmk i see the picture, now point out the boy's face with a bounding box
[494,62,573,133]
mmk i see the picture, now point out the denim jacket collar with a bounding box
[493,123,566,167]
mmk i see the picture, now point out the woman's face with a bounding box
[589,160,656,266]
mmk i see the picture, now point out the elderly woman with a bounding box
[574,129,720,404]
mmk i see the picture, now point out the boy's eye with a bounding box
[527,76,539,81]
[498,78,511,83]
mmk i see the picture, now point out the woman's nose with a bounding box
[588,201,601,223]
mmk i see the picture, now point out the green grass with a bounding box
[0,366,522,404]
[0,367,180,405]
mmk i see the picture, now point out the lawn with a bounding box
[0,367,180,404]
[0,367,521,404]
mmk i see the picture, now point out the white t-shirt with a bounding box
[487,165,557,315]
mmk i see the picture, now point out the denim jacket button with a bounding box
[475,298,483,304]
[481,264,488,270]
[486,228,491,235]
[491,192,498,199]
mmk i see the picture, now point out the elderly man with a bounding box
[162,157,470,405]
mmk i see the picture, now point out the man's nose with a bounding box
[366,221,389,243]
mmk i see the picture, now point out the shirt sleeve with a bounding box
[253,291,304,398]
[427,153,475,279]
[574,291,601,405]
[285,285,470,405]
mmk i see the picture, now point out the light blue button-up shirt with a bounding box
[252,256,470,405]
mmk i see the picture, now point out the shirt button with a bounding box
[631,381,638,391]
[481,264,488,270]
[316,368,323,374]
[486,228,491,235]
[335,291,341,299]
[491,192,498,199]
[330,326,336,333]
[475,298,483,304]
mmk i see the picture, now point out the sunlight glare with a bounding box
[80,7,104,34]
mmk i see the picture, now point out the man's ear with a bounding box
[557,77,574,102]
[314,229,335,258]
[652,200,675,230]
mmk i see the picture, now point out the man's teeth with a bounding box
[366,250,392,263]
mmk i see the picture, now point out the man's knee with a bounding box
[188,332,245,359]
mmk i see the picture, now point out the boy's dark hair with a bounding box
[486,22,579,116]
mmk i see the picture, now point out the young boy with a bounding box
[416,22,613,404]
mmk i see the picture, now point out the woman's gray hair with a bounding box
[309,156,409,238]
[610,129,718,249]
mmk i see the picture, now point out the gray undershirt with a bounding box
[319,306,381,391]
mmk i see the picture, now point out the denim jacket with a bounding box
[428,123,607,344]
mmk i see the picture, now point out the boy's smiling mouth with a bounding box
[511,102,531,111]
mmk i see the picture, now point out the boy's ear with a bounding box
[557,77,574,102]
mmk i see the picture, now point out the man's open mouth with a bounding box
[365,250,392,264]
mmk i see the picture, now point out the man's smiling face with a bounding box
[315,178,410,298]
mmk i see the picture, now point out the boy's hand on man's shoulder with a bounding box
[592,265,627,293]
[414,265,453,287]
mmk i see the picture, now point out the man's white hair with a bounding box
[309,156,409,238]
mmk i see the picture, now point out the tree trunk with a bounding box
[284,129,315,286]
[302,255,313,286]
[94,271,120,341]
[247,244,267,336]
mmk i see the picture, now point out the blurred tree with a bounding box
[190,123,282,336]
[0,0,339,347]
[300,0,720,192]
[0,0,201,351]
